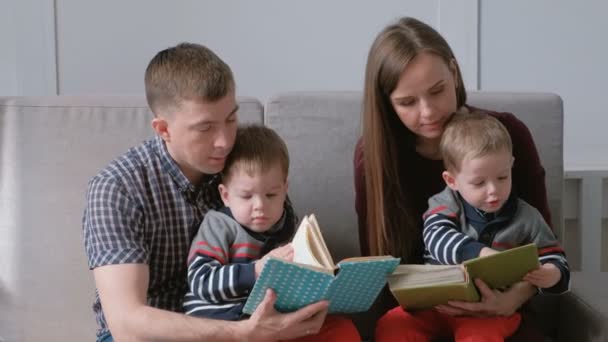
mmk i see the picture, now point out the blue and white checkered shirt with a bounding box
[83,136,226,338]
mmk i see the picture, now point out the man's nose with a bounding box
[214,127,229,149]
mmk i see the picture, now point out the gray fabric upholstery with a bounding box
[0,93,604,342]
[558,272,608,342]
[264,91,564,260]
[265,92,362,262]
[0,96,262,342]
[468,92,564,240]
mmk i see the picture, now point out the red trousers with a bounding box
[376,306,521,342]
[287,315,361,342]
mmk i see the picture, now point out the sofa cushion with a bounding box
[265,92,363,262]
[0,96,262,341]
[468,92,564,239]
[265,91,564,262]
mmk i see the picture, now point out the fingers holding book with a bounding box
[255,243,294,278]
[247,288,328,341]
[436,278,511,317]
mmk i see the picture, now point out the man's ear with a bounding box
[442,170,458,191]
[152,117,170,142]
[218,184,230,207]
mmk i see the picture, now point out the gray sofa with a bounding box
[0,92,606,341]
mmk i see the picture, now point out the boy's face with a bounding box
[153,93,238,184]
[219,163,288,233]
[442,149,513,213]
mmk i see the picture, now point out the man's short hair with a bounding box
[440,111,512,172]
[144,42,234,116]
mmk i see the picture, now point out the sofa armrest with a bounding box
[556,272,608,342]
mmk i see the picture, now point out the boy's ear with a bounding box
[152,117,171,142]
[218,184,230,207]
[442,170,458,191]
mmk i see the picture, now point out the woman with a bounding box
[355,17,552,341]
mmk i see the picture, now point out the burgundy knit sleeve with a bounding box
[353,138,371,256]
[494,112,553,229]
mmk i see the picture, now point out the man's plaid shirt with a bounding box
[82,136,296,338]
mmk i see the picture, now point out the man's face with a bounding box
[158,93,238,184]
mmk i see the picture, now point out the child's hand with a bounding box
[523,263,561,289]
[254,244,294,278]
[479,247,498,257]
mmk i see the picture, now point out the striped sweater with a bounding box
[183,207,294,320]
[422,187,569,294]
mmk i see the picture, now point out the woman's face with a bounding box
[389,52,459,143]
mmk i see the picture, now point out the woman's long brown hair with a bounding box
[361,17,467,261]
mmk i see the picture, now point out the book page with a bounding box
[388,264,465,289]
[307,214,335,269]
[340,255,396,263]
[292,216,324,268]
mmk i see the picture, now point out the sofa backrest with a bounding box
[0,96,263,341]
[0,92,563,341]
[467,92,564,239]
[266,91,564,262]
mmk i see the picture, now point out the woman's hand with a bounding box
[435,278,536,317]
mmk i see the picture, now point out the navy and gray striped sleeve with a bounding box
[423,213,486,265]
[187,215,255,304]
[83,175,147,269]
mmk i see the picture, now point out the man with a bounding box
[83,43,328,342]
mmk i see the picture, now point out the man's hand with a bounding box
[255,244,294,278]
[435,278,535,317]
[241,289,329,342]
[524,263,561,289]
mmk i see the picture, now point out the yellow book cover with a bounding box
[387,243,540,310]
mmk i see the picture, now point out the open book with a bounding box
[242,214,399,314]
[387,243,540,310]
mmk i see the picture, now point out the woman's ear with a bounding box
[442,170,458,191]
[449,58,459,87]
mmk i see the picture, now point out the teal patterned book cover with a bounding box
[242,256,400,314]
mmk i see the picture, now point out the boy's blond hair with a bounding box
[144,42,234,116]
[222,125,289,183]
[440,111,512,172]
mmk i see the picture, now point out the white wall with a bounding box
[2,0,607,167]
[480,0,608,168]
[1,0,56,96]
[5,1,479,96]
[53,0,480,99]
[0,1,18,96]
